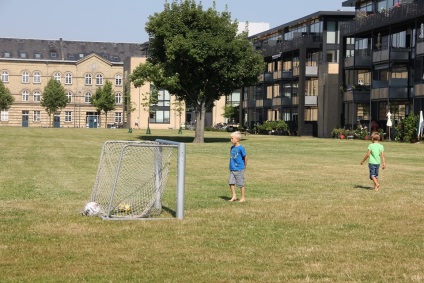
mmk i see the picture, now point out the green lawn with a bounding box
[1,127,423,282]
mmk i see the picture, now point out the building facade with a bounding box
[340,0,424,135]
[245,11,355,137]
[0,38,186,129]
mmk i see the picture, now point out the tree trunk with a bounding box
[193,101,206,143]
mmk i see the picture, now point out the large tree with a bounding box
[131,0,264,142]
[41,78,68,127]
[91,80,116,128]
[0,80,14,110]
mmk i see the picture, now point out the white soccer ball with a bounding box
[84,201,100,216]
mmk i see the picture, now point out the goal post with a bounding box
[88,139,186,220]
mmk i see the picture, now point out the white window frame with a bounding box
[1,70,9,82]
[33,110,41,122]
[33,71,41,83]
[33,90,41,102]
[115,112,122,124]
[115,92,122,104]
[1,110,9,121]
[53,72,61,82]
[65,72,72,85]
[95,73,103,85]
[65,111,72,122]
[22,90,29,101]
[115,74,122,86]
[66,91,72,103]
[22,71,30,83]
[85,74,92,85]
[84,92,92,103]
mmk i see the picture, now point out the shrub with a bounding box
[395,113,418,142]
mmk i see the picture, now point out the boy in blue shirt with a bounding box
[228,131,248,202]
[361,132,386,190]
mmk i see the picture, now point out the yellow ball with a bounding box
[118,203,131,213]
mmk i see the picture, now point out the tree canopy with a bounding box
[91,80,116,127]
[0,80,14,110]
[131,0,264,142]
[41,79,68,126]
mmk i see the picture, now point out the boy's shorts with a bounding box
[369,163,380,180]
[229,170,245,188]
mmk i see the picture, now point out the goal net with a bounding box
[88,140,186,220]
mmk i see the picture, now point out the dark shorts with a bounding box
[369,163,380,180]
[229,170,245,188]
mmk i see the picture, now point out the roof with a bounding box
[248,11,355,40]
[0,37,147,63]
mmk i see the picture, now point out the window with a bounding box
[157,89,170,106]
[66,91,72,103]
[115,92,122,104]
[33,90,41,102]
[4,52,11,58]
[392,31,406,48]
[53,72,61,82]
[65,111,72,122]
[35,53,42,59]
[50,52,58,58]
[1,110,9,121]
[33,111,41,122]
[65,72,72,84]
[20,52,27,59]
[85,74,92,85]
[95,74,103,85]
[22,71,30,83]
[1,70,9,82]
[22,90,29,101]
[115,112,122,124]
[85,92,92,103]
[33,71,41,83]
[326,21,337,44]
[150,110,170,124]
[115,74,122,86]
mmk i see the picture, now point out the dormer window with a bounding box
[50,52,58,58]
[20,52,27,59]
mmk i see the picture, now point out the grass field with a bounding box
[1,127,423,282]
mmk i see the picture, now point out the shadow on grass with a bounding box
[161,206,176,218]
[135,135,233,143]
[354,184,372,190]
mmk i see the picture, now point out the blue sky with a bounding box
[0,0,353,43]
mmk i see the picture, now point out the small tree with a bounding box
[140,86,159,134]
[91,80,116,128]
[172,98,185,133]
[222,104,239,124]
[41,79,68,127]
[0,80,14,111]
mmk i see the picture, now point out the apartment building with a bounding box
[245,11,355,137]
[340,0,424,133]
[0,38,186,129]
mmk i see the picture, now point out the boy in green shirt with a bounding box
[361,133,386,191]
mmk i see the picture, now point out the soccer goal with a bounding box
[87,139,186,220]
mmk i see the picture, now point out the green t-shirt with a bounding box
[368,142,384,165]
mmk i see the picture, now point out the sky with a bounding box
[0,0,353,43]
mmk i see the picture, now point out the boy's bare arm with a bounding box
[360,150,370,165]
[381,151,386,169]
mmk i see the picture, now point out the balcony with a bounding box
[243,100,256,109]
[305,96,317,106]
[417,42,424,56]
[305,66,318,77]
[256,99,272,108]
[373,48,409,63]
[259,34,322,57]
[343,90,370,103]
[282,70,293,79]
[414,83,424,97]
[344,54,372,68]
[341,2,424,36]
[258,72,273,83]
[371,87,409,100]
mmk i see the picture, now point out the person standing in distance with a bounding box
[228,131,248,202]
[361,132,386,190]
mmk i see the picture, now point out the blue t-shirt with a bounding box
[229,144,247,171]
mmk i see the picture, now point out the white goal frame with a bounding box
[90,139,186,220]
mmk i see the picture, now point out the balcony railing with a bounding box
[414,83,424,97]
[259,34,322,57]
[341,2,424,36]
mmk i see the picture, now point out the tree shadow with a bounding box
[354,184,373,190]
[219,195,231,201]
[135,135,234,143]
